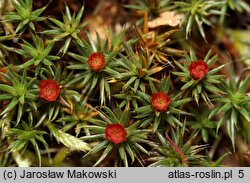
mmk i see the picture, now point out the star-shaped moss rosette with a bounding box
[135,77,191,132]
[175,0,225,40]
[57,98,98,136]
[148,127,207,167]
[67,32,121,106]
[173,48,225,104]
[81,105,151,166]
[187,107,217,143]
[43,5,87,54]
[135,28,184,64]
[209,74,250,149]
[0,68,38,124]
[6,120,48,166]
[117,43,165,93]
[3,0,48,34]
[37,64,81,122]
[16,34,60,74]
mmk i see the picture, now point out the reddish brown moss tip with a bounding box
[87,52,106,72]
[189,60,209,80]
[105,124,127,144]
[39,79,61,102]
[151,92,171,113]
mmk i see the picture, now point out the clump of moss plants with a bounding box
[0,0,249,167]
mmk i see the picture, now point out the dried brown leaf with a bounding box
[148,11,184,28]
